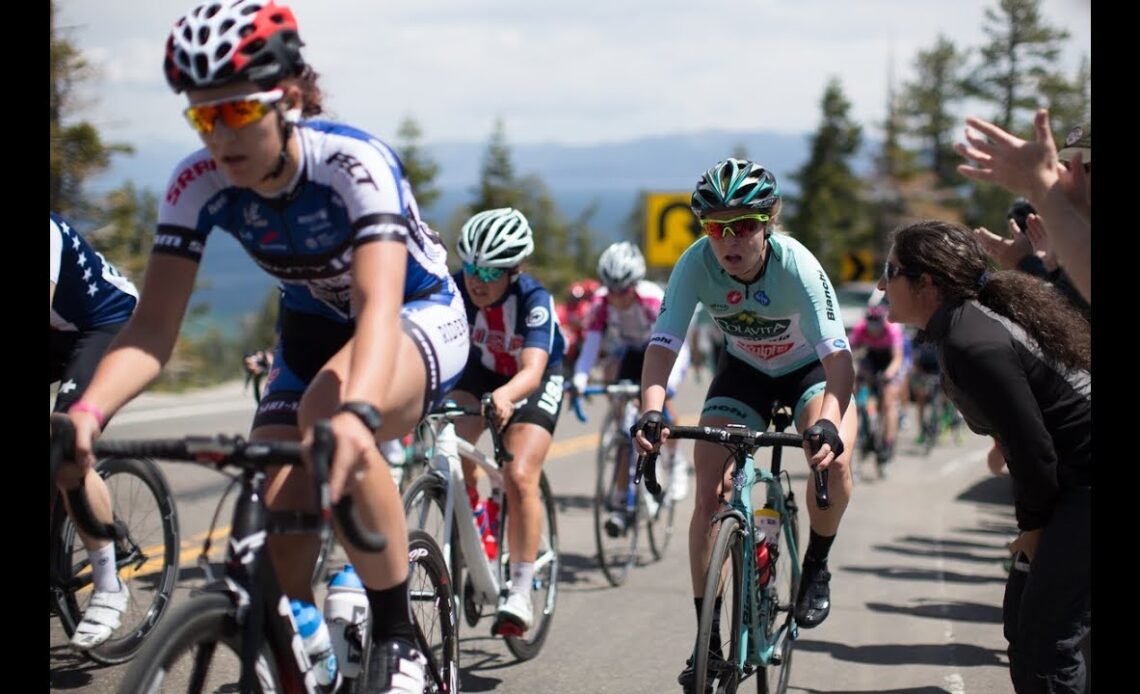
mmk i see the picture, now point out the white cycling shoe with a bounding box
[70,579,129,651]
[494,591,534,634]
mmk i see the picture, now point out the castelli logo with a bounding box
[727,290,743,305]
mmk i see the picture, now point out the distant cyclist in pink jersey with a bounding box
[849,303,906,459]
[572,242,692,528]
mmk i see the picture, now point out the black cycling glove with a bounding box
[631,410,665,444]
[803,419,844,458]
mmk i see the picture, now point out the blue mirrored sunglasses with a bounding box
[462,261,506,282]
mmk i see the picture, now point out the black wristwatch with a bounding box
[335,401,383,435]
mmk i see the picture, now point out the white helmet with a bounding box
[597,242,646,290]
[457,208,534,268]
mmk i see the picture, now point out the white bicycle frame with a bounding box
[425,417,506,606]
[414,404,556,610]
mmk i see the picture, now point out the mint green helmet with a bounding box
[691,158,780,217]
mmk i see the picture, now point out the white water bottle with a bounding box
[291,599,341,691]
[323,564,370,679]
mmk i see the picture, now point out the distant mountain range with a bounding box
[88,128,878,335]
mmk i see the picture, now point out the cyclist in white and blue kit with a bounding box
[50,211,140,651]
[631,158,858,692]
[60,2,467,690]
[446,207,566,635]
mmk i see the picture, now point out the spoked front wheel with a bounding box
[51,456,181,665]
[409,529,461,694]
[402,472,464,622]
[499,471,559,661]
[593,432,641,586]
[758,492,800,694]
[694,515,744,694]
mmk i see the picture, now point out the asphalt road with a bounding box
[50,374,1022,693]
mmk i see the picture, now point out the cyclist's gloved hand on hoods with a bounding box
[631,410,666,454]
[803,418,844,469]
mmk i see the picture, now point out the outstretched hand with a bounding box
[972,222,1031,270]
[955,109,1062,205]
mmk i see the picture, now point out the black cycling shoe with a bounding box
[795,560,832,629]
[677,650,726,694]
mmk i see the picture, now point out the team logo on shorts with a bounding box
[526,306,550,328]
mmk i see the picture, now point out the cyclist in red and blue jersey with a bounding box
[445,208,566,635]
[60,3,467,688]
[50,212,139,651]
[849,303,906,461]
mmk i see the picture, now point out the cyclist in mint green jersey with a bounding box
[631,158,857,692]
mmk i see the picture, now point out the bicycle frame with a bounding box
[421,417,509,607]
[718,438,802,668]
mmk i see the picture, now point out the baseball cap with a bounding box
[1057,123,1091,165]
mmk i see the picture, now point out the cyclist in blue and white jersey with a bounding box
[50,212,140,651]
[61,3,467,689]
[446,207,566,635]
[630,158,858,691]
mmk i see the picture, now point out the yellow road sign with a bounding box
[644,192,701,267]
[840,250,875,282]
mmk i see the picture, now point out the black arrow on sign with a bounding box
[657,202,702,241]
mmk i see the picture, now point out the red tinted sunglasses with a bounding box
[700,213,770,239]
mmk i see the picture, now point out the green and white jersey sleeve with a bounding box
[650,234,849,377]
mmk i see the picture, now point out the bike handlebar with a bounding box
[565,381,642,423]
[48,413,387,552]
[426,394,527,464]
[635,424,831,510]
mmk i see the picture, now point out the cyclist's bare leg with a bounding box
[797,394,857,535]
[58,466,115,551]
[501,422,553,562]
[256,425,319,602]
[688,415,736,595]
[881,379,902,447]
[263,333,426,599]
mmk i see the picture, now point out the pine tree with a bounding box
[900,35,971,186]
[783,78,872,280]
[394,116,442,220]
[49,0,133,219]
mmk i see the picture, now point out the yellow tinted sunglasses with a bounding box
[183,89,284,135]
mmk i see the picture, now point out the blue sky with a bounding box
[56,0,1090,154]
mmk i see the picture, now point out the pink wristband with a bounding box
[69,401,106,429]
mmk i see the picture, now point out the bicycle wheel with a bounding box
[406,529,461,694]
[695,515,744,694]
[402,473,463,620]
[758,490,801,694]
[51,456,180,665]
[645,467,676,561]
[116,591,284,693]
[499,471,559,661]
[593,429,640,587]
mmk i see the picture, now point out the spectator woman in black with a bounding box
[878,219,1090,694]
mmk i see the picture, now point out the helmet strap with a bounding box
[260,106,294,183]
